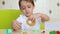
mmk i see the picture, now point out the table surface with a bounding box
[0,29,42,34]
[0,21,60,34]
[12,30,41,34]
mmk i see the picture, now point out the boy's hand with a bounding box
[28,13,40,21]
[12,20,22,31]
[28,13,49,22]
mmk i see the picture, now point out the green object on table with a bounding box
[40,23,45,30]
[6,29,12,34]
[49,31,57,34]
[0,9,23,29]
[33,29,39,32]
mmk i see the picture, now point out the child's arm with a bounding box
[12,20,22,31]
[38,13,49,22]
[28,13,49,22]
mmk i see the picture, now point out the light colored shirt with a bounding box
[16,14,42,30]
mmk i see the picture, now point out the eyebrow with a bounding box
[27,4,31,7]
[21,5,25,7]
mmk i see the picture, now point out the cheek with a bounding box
[22,10,26,14]
[29,8,33,13]
[30,7,34,10]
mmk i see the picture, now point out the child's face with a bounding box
[20,1,34,17]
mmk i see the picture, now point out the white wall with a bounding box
[34,0,60,22]
[0,0,19,9]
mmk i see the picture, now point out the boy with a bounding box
[12,0,49,31]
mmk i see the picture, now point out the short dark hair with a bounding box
[19,0,35,8]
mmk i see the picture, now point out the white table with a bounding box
[0,29,41,34]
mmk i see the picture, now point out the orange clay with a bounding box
[26,19,35,26]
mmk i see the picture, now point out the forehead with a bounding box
[20,1,32,6]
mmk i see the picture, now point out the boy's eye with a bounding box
[21,7,25,10]
[28,6,31,8]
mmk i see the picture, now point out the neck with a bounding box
[26,13,33,17]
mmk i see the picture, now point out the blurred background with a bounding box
[0,0,60,21]
[0,0,60,34]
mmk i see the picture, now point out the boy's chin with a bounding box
[26,15,30,17]
[25,14,31,17]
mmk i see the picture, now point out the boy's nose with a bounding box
[25,8,29,13]
[26,8,28,11]
[25,11,29,14]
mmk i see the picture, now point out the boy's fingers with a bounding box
[16,25,21,29]
[31,16,35,21]
[15,23,21,29]
[18,23,22,25]
[32,18,35,22]
[28,16,33,21]
[12,23,21,30]
[12,20,22,31]
[13,24,21,31]
[16,22,22,27]
[13,26,19,31]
